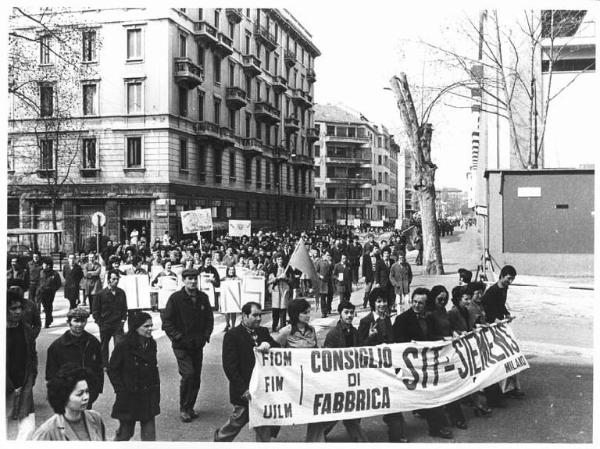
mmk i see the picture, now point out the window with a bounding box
[266,86,271,103]
[127,29,142,60]
[229,22,235,39]
[265,124,271,145]
[245,32,251,54]
[40,35,50,64]
[265,51,270,72]
[214,9,220,28]
[82,138,97,169]
[40,84,54,117]
[245,76,252,99]
[286,165,291,189]
[327,125,335,136]
[256,79,261,101]
[179,86,188,116]
[198,144,206,180]
[378,172,382,183]
[256,43,262,60]
[180,139,188,170]
[315,186,320,198]
[179,34,187,57]
[256,158,262,186]
[199,8,203,20]
[274,55,279,75]
[198,91,205,120]
[246,8,250,17]
[378,190,382,201]
[83,84,97,116]
[126,137,142,168]
[265,160,271,186]
[7,139,14,172]
[229,108,236,130]
[245,157,252,181]
[39,140,54,170]
[215,149,222,183]
[214,97,221,125]
[315,167,321,178]
[274,162,280,186]
[245,112,251,137]
[314,145,320,157]
[126,81,142,114]
[82,30,96,62]
[197,45,205,67]
[229,62,235,85]
[213,54,221,83]
[293,69,298,88]
[378,155,382,165]
[256,120,262,140]
[229,151,236,179]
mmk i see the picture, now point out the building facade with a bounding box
[313,104,399,226]
[8,7,320,253]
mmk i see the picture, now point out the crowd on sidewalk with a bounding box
[6,224,524,442]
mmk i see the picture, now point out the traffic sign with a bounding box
[91,211,106,227]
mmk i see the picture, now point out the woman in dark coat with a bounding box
[107,311,160,441]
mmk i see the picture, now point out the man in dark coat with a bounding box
[214,301,279,442]
[393,288,454,440]
[92,269,128,369]
[7,257,28,290]
[63,253,84,310]
[315,250,334,317]
[36,257,62,328]
[26,252,42,302]
[374,247,394,308]
[332,253,352,303]
[347,237,362,285]
[389,254,413,313]
[46,307,103,407]
[361,252,378,308]
[162,268,214,423]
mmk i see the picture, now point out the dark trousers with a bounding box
[416,250,423,265]
[27,284,38,302]
[100,324,124,368]
[350,265,359,284]
[40,293,56,326]
[445,400,466,424]
[272,308,287,331]
[484,382,504,406]
[420,406,448,433]
[363,281,374,307]
[215,404,276,442]
[383,412,406,441]
[65,294,78,310]
[115,418,156,441]
[173,346,204,412]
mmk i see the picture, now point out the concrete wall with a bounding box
[486,170,594,276]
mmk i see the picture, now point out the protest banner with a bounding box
[199,273,216,308]
[220,279,242,313]
[119,275,152,309]
[242,275,266,308]
[248,321,529,427]
[395,218,403,230]
[229,220,252,237]
[181,208,213,233]
[370,220,384,227]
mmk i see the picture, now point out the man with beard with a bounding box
[46,307,103,408]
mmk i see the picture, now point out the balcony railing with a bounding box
[216,32,233,57]
[307,67,316,83]
[284,116,300,134]
[291,88,312,109]
[242,54,261,77]
[272,75,287,94]
[174,57,204,89]
[225,8,243,23]
[241,137,263,156]
[284,49,296,67]
[254,102,281,124]
[194,21,219,46]
[226,87,247,109]
[254,24,277,51]
[324,133,371,144]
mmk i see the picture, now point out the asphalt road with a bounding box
[21,229,594,442]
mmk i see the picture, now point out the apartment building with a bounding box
[8,7,320,252]
[313,104,399,226]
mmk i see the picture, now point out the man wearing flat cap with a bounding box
[162,268,214,423]
[46,307,104,408]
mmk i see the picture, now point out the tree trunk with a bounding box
[390,74,444,275]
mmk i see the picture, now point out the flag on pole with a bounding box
[285,240,318,284]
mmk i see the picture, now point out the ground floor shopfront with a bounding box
[8,183,314,254]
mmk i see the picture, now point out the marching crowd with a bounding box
[6,225,524,442]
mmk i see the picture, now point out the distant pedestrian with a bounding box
[63,253,84,309]
[36,257,62,328]
[161,268,214,423]
[268,255,292,331]
[108,311,160,441]
[315,250,333,317]
[214,301,280,442]
[332,253,352,303]
[7,257,28,290]
[81,252,102,309]
[389,254,412,313]
[26,252,42,302]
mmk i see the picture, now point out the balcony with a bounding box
[194,21,219,47]
[325,176,369,185]
[241,137,263,156]
[284,116,300,134]
[254,102,280,124]
[324,133,371,145]
[306,127,319,143]
[215,32,233,58]
[284,49,296,68]
[220,127,236,145]
[174,57,204,89]
[242,54,261,77]
[307,67,316,83]
[325,156,363,166]
[272,75,287,94]
[226,87,247,109]
[196,120,223,145]
[316,197,371,206]
[254,24,277,52]
[291,88,312,109]
[291,153,314,167]
[226,8,243,24]
[273,145,288,161]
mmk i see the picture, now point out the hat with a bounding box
[181,268,199,279]
[67,307,90,320]
[129,311,152,331]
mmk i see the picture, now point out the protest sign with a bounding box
[248,321,529,427]
[199,273,216,308]
[119,275,152,309]
[181,208,213,233]
[395,218,403,230]
[242,275,266,308]
[370,220,384,227]
[220,279,242,313]
[229,220,252,237]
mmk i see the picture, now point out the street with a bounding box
[25,228,593,442]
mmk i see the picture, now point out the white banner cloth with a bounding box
[181,208,213,233]
[119,275,152,309]
[249,322,528,427]
[229,220,252,237]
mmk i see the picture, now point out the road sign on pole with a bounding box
[91,211,106,227]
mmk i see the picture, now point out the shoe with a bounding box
[429,428,453,439]
[224,325,230,332]
[455,420,468,430]
[214,429,220,442]
[180,411,192,423]
[506,389,525,399]
[188,409,199,419]
[473,405,492,417]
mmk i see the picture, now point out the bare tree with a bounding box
[9,7,101,251]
